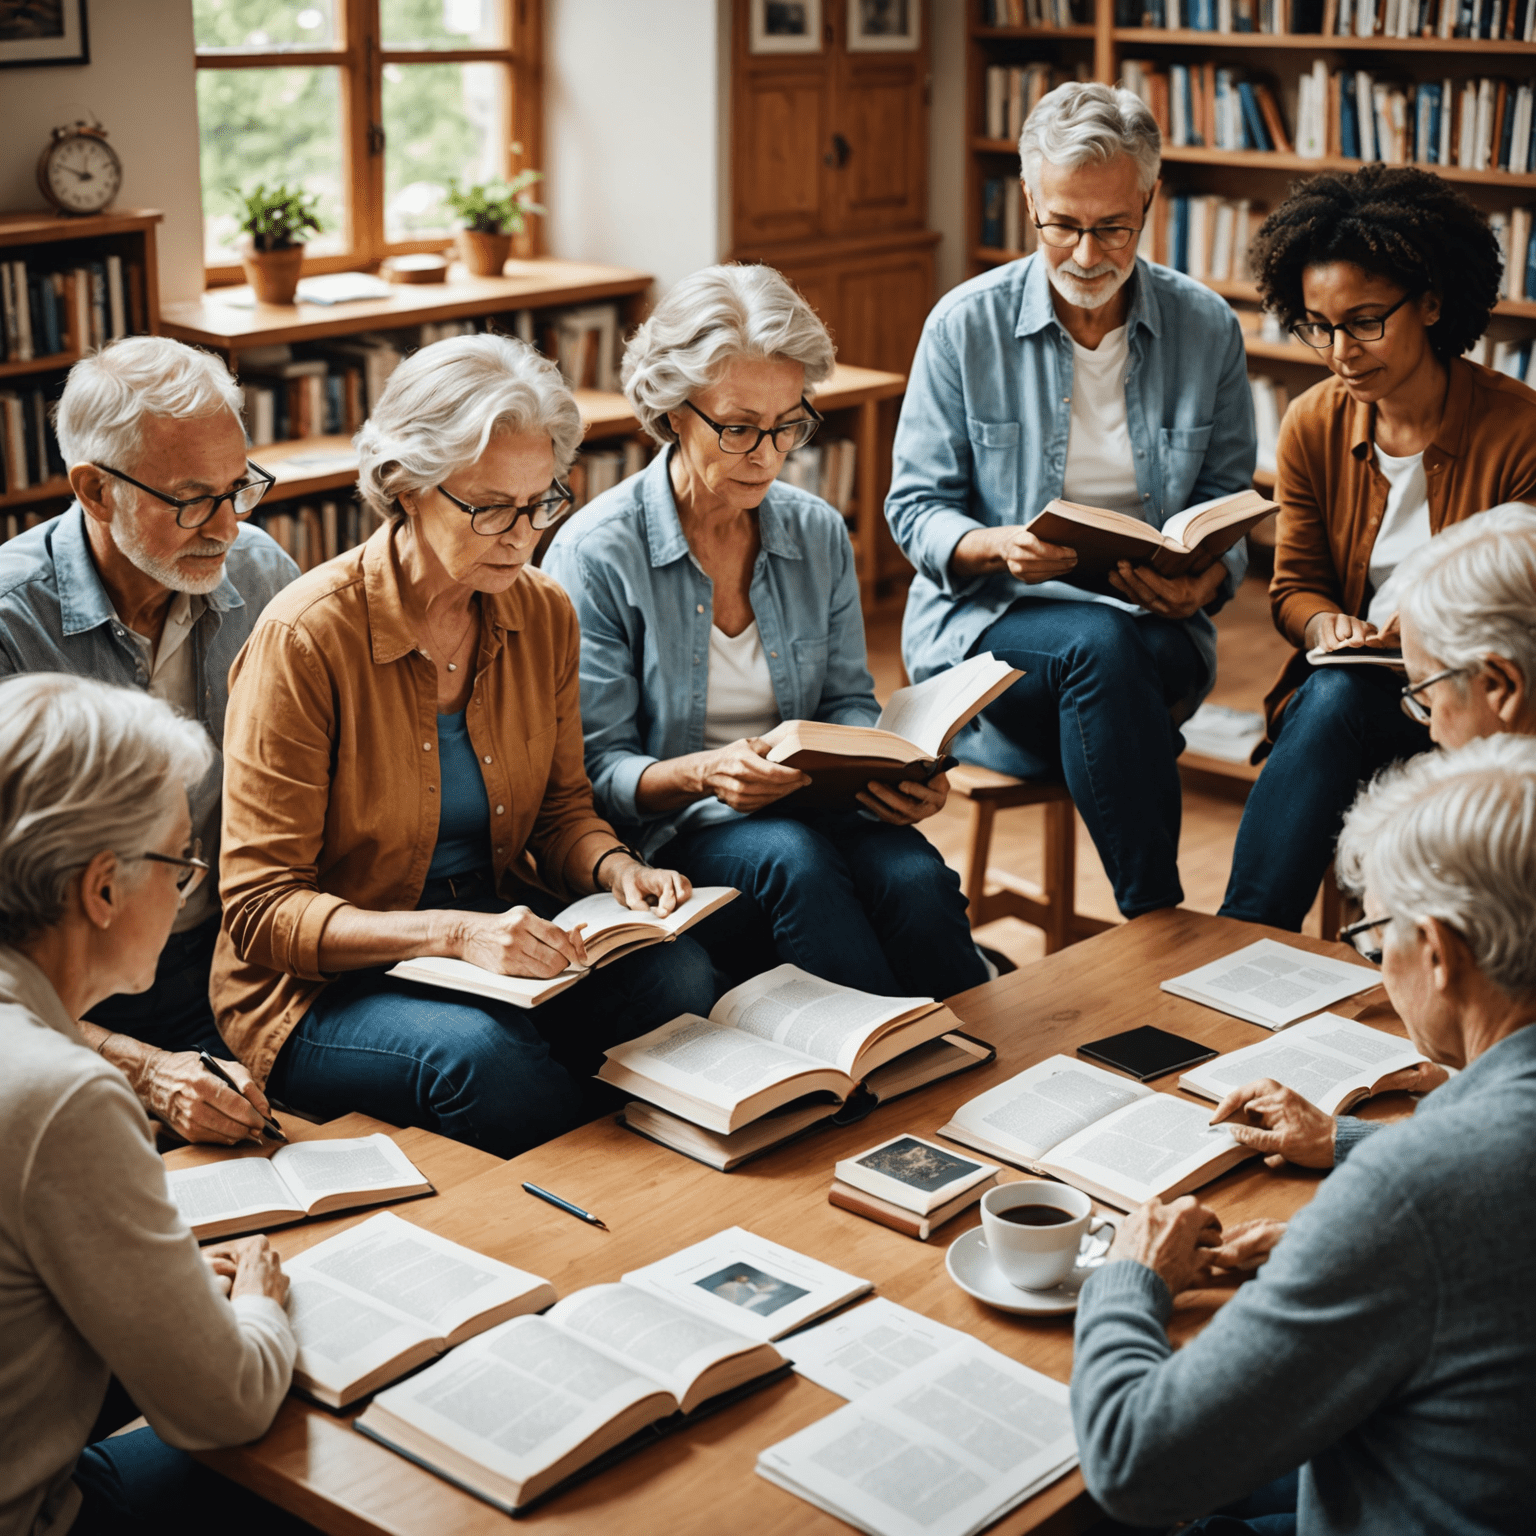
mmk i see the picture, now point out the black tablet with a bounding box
[1078,1026,1218,1082]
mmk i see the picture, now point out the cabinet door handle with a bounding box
[823,133,851,169]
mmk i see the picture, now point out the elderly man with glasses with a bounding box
[887,81,1256,922]
[0,335,297,1145]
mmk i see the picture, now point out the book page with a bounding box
[779,1298,973,1400]
[166,1155,300,1228]
[874,653,1020,759]
[553,886,735,949]
[757,1341,1076,1536]
[712,964,931,1077]
[272,1133,426,1209]
[1163,939,1380,1029]
[285,1275,438,1393]
[385,954,574,1009]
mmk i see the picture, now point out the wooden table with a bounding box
[192,910,1412,1535]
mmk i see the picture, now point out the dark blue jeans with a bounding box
[82,912,225,1056]
[968,599,1206,917]
[266,872,717,1158]
[1220,667,1430,931]
[664,808,988,999]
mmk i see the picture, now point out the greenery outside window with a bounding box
[193,0,541,285]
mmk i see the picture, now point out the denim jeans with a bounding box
[1220,667,1430,931]
[81,912,224,1057]
[663,808,988,999]
[966,598,1206,918]
[266,872,717,1158]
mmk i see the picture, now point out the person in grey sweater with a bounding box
[1070,733,1536,1535]
[0,674,301,1536]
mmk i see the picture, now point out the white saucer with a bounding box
[945,1222,1116,1316]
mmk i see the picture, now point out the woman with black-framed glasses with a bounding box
[1220,165,1536,932]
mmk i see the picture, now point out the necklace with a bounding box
[421,595,478,675]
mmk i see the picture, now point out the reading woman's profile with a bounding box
[696,1262,809,1316]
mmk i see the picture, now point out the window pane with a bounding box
[381,0,504,49]
[197,66,347,264]
[193,0,337,50]
[383,62,509,242]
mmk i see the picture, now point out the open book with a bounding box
[165,1133,431,1241]
[1027,489,1277,596]
[1161,938,1381,1030]
[283,1213,555,1407]
[1179,1012,1429,1116]
[1306,644,1405,670]
[936,1056,1255,1211]
[761,653,1022,809]
[387,886,737,1009]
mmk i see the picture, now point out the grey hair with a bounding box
[1336,734,1536,997]
[53,335,243,480]
[354,333,583,522]
[0,673,214,946]
[1395,504,1536,695]
[622,264,836,446]
[1019,81,1162,199]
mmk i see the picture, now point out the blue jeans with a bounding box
[267,872,717,1158]
[664,809,988,999]
[1178,1469,1300,1534]
[967,599,1206,917]
[82,913,225,1057]
[1220,667,1430,931]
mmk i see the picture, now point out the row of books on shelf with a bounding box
[981,177,1036,254]
[1249,373,1289,474]
[1113,0,1527,34]
[567,440,651,512]
[1115,0,1305,26]
[1142,193,1264,280]
[0,384,65,496]
[1122,60,1291,151]
[777,437,858,515]
[251,498,383,572]
[980,0,1092,24]
[1,254,141,364]
[983,62,1092,142]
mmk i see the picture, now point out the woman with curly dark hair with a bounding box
[1221,165,1536,931]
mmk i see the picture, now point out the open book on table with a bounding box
[761,652,1022,809]
[936,1055,1255,1211]
[1161,938,1381,1031]
[1027,489,1277,596]
[1178,1012,1430,1116]
[386,885,738,1009]
[165,1133,431,1241]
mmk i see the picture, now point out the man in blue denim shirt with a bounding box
[0,337,296,1142]
[887,83,1256,916]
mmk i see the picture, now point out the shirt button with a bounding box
[696,604,704,614]
[495,804,505,815]
[423,742,431,751]
[483,755,492,764]
[770,651,778,659]
[1063,396,1070,403]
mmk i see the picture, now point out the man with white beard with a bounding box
[0,336,297,1142]
[886,82,1256,919]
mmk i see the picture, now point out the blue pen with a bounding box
[522,1181,609,1231]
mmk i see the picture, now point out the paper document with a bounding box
[1161,938,1380,1030]
[779,1298,974,1400]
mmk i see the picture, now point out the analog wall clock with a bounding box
[37,120,122,216]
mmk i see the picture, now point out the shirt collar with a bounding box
[1015,254,1159,341]
[0,943,84,1047]
[640,446,803,566]
[1349,355,1474,462]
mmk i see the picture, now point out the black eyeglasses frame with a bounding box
[135,840,210,903]
[434,479,575,537]
[682,398,824,456]
[1400,664,1472,726]
[93,461,275,529]
[1337,913,1390,965]
[1290,290,1420,352]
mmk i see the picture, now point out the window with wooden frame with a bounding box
[193,0,542,286]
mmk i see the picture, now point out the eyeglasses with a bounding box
[135,839,210,905]
[94,462,275,529]
[435,480,574,537]
[683,398,824,456]
[1400,664,1470,725]
[1032,197,1152,252]
[1338,913,1389,965]
[1290,291,1419,351]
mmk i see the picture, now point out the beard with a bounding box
[1047,256,1134,311]
[112,503,233,594]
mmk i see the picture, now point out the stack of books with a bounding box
[829,1133,1000,1241]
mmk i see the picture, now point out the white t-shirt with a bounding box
[702,620,780,751]
[1060,324,1143,516]
[1367,445,1432,628]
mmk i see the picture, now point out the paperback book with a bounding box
[830,1133,1000,1241]
[1161,938,1381,1030]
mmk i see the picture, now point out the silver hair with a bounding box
[53,335,243,486]
[1336,734,1536,998]
[622,264,836,446]
[1019,81,1162,199]
[354,333,583,522]
[0,674,214,946]
[1395,504,1536,696]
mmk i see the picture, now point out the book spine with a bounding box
[828,1184,929,1240]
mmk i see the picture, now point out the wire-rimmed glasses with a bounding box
[94,462,275,529]
[435,479,574,536]
[683,398,823,455]
[1400,665,1471,725]
[135,839,210,905]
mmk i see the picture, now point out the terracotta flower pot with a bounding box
[457,228,512,277]
[240,242,305,305]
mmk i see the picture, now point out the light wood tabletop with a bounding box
[191,910,1413,1536]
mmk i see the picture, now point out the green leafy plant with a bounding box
[443,171,545,235]
[233,182,324,251]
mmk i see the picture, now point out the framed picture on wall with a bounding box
[847,0,920,51]
[0,0,88,68]
[750,0,822,54]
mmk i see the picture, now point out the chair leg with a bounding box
[965,800,997,927]
[1041,799,1075,954]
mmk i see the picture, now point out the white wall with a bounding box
[0,0,205,305]
[543,0,727,298]
[929,0,968,299]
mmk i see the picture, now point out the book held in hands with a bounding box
[830,1133,1000,1241]
[1161,938,1381,1031]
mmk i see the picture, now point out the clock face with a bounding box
[43,134,122,215]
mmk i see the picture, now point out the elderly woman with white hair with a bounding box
[1070,734,1536,1534]
[213,334,715,1158]
[544,264,986,998]
[0,674,302,1535]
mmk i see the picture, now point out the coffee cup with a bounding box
[979,1181,1113,1291]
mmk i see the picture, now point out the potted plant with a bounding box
[444,171,544,276]
[234,182,323,305]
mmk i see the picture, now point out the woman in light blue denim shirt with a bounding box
[545,265,986,999]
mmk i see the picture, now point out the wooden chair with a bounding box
[948,764,1115,954]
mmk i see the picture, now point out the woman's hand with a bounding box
[1106,1194,1225,1296]
[142,1050,272,1146]
[1108,560,1227,619]
[457,905,590,977]
[226,1235,289,1307]
[700,737,809,812]
[1304,610,1378,654]
[1198,1217,1288,1277]
[604,857,692,917]
[1209,1078,1338,1168]
[856,771,950,825]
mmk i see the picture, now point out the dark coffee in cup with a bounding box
[997,1204,1073,1227]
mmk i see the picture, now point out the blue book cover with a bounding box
[982,179,1004,250]
[1185,67,1201,144]
[1500,88,1517,170]
[1238,81,1272,150]
[1173,196,1190,273]
[1340,73,1360,160]
[1425,84,1441,163]
[1524,216,1536,298]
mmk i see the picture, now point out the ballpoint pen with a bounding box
[522,1181,609,1231]
[198,1050,288,1142]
